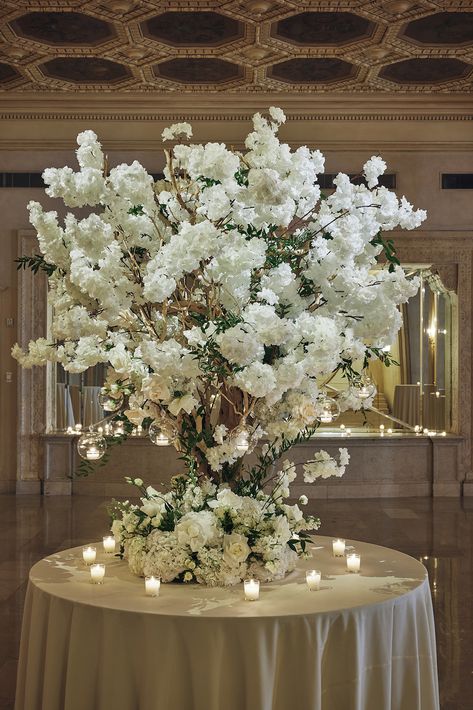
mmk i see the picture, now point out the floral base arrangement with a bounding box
[111,450,348,586]
[12,107,425,585]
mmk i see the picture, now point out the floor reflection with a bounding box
[0,495,471,710]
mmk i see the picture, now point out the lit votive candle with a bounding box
[244,579,260,601]
[306,570,321,591]
[90,564,105,584]
[86,446,100,461]
[332,539,346,557]
[145,576,161,597]
[103,536,116,554]
[346,553,361,573]
[82,546,96,565]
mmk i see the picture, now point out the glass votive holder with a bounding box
[332,539,346,557]
[306,570,321,591]
[346,553,361,573]
[82,546,96,565]
[103,536,116,554]
[90,564,105,584]
[145,576,161,597]
[244,578,260,601]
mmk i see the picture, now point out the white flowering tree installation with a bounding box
[13,108,425,585]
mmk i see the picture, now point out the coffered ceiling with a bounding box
[0,1,472,93]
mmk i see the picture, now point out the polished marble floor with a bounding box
[0,494,472,710]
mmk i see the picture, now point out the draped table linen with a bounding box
[15,536,439,710]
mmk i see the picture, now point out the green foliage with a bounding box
[370,231,400,273]
[198,176,221,188]
[363,346,399,370]
[127,204,144,216]
[221,510,234,534]
[16,254,57,277]
[234,168,249,187]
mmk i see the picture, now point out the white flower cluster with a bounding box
[302,448,350,483]
[112,461,324,586]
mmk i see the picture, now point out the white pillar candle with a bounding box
[90,564,105,584]
[346,553,361,573]
[244,579,260,601]
[145,576,161,597]
[332,539,345,557]
[82,546,96,565]
[306,570,321,591]
[103,536,116,554]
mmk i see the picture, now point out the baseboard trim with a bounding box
[0,481,16,494]
[16,480,42,495]
[43,481,72,496]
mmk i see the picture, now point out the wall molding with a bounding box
[16,230,47,493]
[1,92,473,121]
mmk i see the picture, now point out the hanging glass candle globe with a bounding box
[149,421,176,447]
[352,376,377,401]
[316,394,340,424]
[98,388,124,412]
[235,427,250,452]
[77,430,107,461]
[114,420,125,437]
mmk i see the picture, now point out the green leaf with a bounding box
[15,254,57,277]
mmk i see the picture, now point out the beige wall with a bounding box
[0,94,472,493]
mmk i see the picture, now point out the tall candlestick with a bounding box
[346,553,361,573]
[332,539,345,557]
[244,579,260,601]
[103,536,116,554]
[145,576,161,597]
[306,570,321,591]
[82,546,96,565]
[90,564,105,584]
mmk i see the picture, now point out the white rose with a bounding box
[299,495,308,506]
[176,511,218,552]
[223,533,250,566]
[140,500,162,518]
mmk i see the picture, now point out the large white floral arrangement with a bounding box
[13,107,425,585]
[111,452,347,586]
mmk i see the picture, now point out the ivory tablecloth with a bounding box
[15,536,439,710]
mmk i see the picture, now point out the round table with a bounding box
[15,536,439,710]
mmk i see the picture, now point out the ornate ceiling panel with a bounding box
[0,0,472,93]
